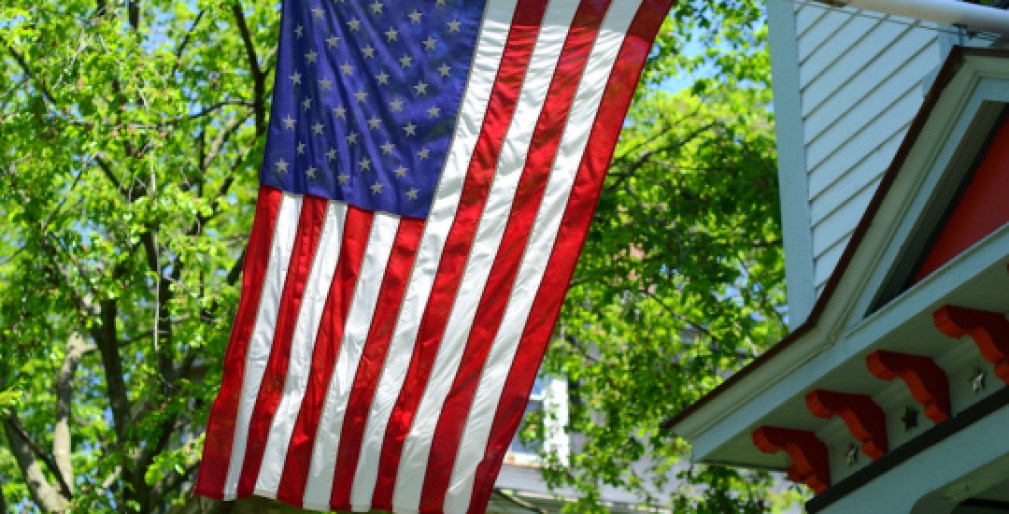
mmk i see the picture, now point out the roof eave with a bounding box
[663,45,1009,445]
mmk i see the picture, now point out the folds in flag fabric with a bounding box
[196,0,673,512]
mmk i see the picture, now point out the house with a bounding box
[667,1,1009,513]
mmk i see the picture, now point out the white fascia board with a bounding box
[845,224,1009,351]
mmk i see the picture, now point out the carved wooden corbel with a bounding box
[866,350,950,423]
[806,389,888,460]
[752,426,831,493]
[934,305,1009,384]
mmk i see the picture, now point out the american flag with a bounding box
[196,0,672,512]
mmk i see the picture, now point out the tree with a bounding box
[529,1,796,512]
[0,0,790,512]
[1,0,274,511]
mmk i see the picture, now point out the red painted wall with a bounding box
[914,119,1009,283]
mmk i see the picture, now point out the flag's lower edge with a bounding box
[193,489,437,514]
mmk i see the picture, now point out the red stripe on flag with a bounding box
[275,206,374,506]
[237,196,330,496]
[330,217,426,510]
[368,4,550,509]
[419,1,610,509]
[196,186,284,499]
[468,1,675,509]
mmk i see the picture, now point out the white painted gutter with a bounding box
[821,0,1009,37]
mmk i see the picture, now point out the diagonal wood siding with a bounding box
[791,2,940,293]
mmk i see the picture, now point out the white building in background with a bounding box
[488,377,669,513]
[670,0,1009,513]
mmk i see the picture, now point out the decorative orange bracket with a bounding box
[866,350,950,423]
[752,426,831,493]
[933,305,1009,384]
[805,390,888,460]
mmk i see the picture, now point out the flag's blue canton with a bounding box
[260,0,487,219]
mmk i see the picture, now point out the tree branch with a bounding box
[92,296,154,506]
[55,332,92,497]
[94,155,126,195]
[148,460,198,511]
[93,299,129,440]
[171,10,206,77]
[229,2,266,133]
[140,230,179,383]
[3,413,70,511]
[227,247,246,286]
[642,289,721,345]
[606,119,716,192]
[127,0,140,31]
[187,99,256,123]
[90,294,140,514]
[1,38,59,106]
[201,111,254,172]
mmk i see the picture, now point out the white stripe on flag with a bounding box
[302,212,401,510]
[253,202,348,496]
[444,2,643,510]
[391,0,579,508]
[223,193,304,499]
[349,0,517,508]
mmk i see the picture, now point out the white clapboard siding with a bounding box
[809,128,905,225]
[798,13,886,89]
[811,177,879,285]
[806,73,928,196]
[796,3,850,61]
[791,1,939,292]
[802,25,934,134]
[814,236,848,298]
[795,2,831,41]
